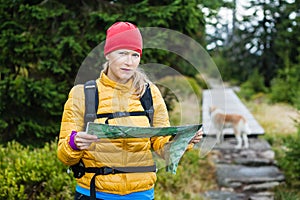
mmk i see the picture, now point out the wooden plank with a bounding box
[202,89,265,136]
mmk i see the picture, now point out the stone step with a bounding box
[201,190,275,200]
[211,138,276,166]
[216,164,285,189]
[201,138,285,200]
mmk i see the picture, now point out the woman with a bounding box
[57,22,203,200]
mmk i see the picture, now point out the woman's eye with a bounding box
[133,53,140,58]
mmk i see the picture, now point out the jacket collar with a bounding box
[99,71,133,91]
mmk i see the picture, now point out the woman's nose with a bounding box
[125,55,133,65]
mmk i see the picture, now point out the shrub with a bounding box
[271,77,293,103]
[0,141,216,200]
[270,65,300,108]
[238,69,268,100]
[0,140,75,200]
[279,116,300,187]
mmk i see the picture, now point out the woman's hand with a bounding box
[189,128,204,144]
[74,132,99,150]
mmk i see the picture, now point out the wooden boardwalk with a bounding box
[202,88,265,136]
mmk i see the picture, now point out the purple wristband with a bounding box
[69,131,80,150]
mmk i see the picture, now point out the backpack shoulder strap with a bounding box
[85,81,154,127]
[140,83,154,127]
[84,80,98,129]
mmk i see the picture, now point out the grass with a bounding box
[155,149,218,200]
[245,102,298,136]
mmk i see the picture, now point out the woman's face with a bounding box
[106,49,141,84]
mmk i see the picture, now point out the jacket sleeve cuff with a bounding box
[186,143,194,151]
[69,131,80,151]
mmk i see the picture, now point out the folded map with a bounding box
[86,123,202,174]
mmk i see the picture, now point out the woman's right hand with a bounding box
[75,132,99,150]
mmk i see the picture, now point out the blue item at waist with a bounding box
[76,185,154,200]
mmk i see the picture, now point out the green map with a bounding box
[86,123,202,174]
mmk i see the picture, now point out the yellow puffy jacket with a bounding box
[57,72,171,195]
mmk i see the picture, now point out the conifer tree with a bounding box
[0,0,208,145]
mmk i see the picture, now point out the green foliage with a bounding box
[155,149,216,200]
[0,141,215,199]
[195,74,208,90]
[209,0,300,90]
[159,76,202,99]
[0,77,66,145]
[134,0,206,78]
[262,109,300,198]
[270,64,300,109]
[157,76,203,114]
[277,117,300,188]
[274,187,300,200]
[187,77,202,98]
[211,51,232,81]
[0,1,89,146]
[0,0,207,146]
[0,140,75,200]
[238,69,268,100]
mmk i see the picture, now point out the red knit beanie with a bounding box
[104,22,143,56]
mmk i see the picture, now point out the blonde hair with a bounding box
[103,62,151,97]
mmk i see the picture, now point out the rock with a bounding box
[212,138,277,166]
[205,138,285,200]
[249,191,275,200]
[239,149,257,158]
[243,182,280,191]
[216,164,285,187]
[203,190,247,200]
[234,158,274,166]
[258,150,275,160]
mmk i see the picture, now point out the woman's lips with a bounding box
[121,68,131,72]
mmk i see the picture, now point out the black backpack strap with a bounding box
[88,164,156,200]
[95,83,154,126]
[70,161,156,200]
[140,83,154,126]
[83,81,153,127]
[84,80,98,129]
[97,111,150,124]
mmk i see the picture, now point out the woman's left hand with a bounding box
[189,128,204,144]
